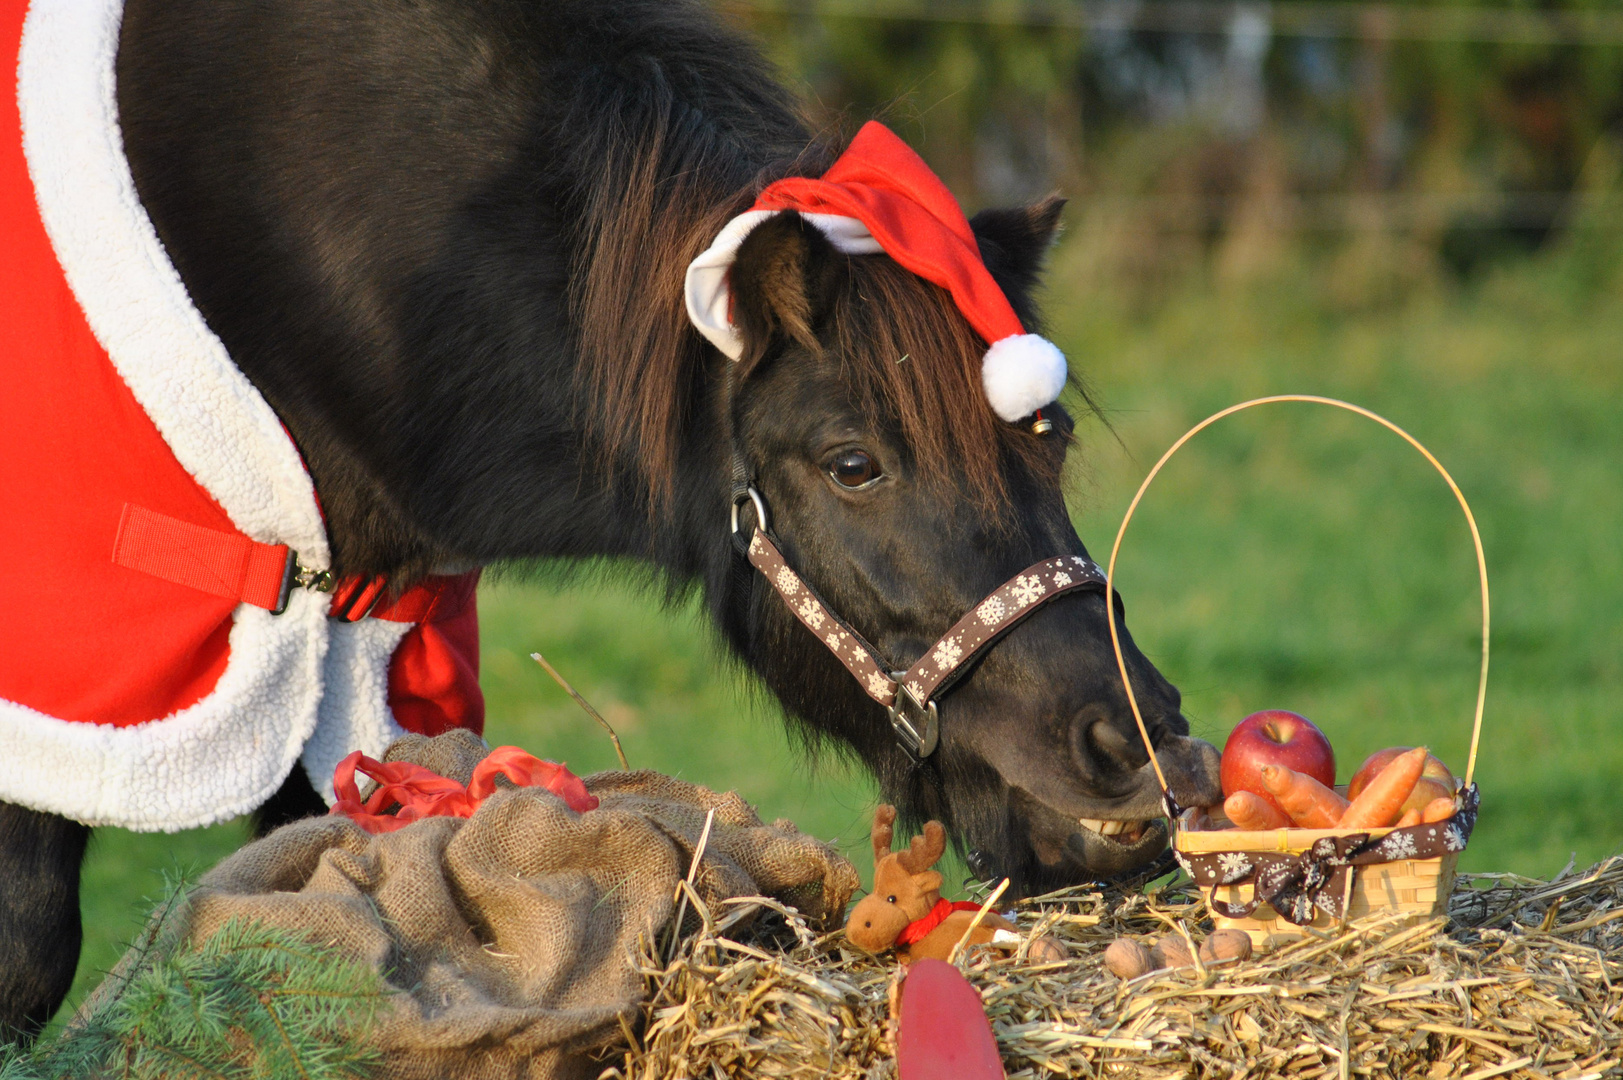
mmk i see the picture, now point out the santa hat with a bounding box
[685,121,1067,423]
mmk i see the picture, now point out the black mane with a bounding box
[119,0,811,581]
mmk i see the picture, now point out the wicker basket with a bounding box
[1178,802,1463,950]
[1104,396,1490,949]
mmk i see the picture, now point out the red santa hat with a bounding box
[685,121,1068,423]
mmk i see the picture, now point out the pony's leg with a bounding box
[0,801,89,1045]
[251,767,329,838]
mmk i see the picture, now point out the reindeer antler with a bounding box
[870,804,898,865]
[895,821,947,874]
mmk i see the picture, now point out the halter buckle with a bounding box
[730,487,770,536]
[887,676,939,761]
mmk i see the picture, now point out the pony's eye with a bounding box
[831,450,881,489]
[886,895,897,904]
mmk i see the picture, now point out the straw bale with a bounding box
[607,855,1623,1079]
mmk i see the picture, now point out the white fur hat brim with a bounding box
[684,210,881,360]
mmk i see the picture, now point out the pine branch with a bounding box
[258,995,316,1080]
[4,888,387,1080]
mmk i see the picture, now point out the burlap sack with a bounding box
[168,730,859,1080]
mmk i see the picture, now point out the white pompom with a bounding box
[981,334,1068,421]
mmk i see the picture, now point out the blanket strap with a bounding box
[112,502,326,614]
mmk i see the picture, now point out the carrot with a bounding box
[1394,808,1421,828]
[1224,791,1292,831]
[1339,747,1428,829]
[1420,796,1457,823]
[1259,764,1349,828]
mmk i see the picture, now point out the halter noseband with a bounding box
[728,485,1110,762]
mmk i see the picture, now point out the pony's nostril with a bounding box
[1087,718,1150,771]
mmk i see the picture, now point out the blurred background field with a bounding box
[62,0,1623,1024]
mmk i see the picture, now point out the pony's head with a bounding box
[707,199,1220,891]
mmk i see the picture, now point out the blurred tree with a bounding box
[738,3,1086,202]
[727,0,1623,298]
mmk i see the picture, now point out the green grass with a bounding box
[57,239,1623,1026]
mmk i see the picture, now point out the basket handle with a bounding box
[1106,395,1490,797]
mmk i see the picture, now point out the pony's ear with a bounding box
[729,212,845,374]
[969,195,1066,325]
[910,869,945,895]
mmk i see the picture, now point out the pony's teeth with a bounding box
[1080,819,1151,839]
[1080,818,1148,840]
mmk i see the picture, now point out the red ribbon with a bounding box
[330,745,598,833]
[895,899,985,946]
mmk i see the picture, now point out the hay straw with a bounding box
[601,855,1623,1079]
[948,877,1012,965]
[530,652,630,769]
[664,808,717,964]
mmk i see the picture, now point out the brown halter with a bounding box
[729,486,1109,761]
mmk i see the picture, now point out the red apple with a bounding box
[1220,710,1337,816]
[1347,748,1455,817]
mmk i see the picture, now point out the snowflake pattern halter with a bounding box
[734,487,1111,760]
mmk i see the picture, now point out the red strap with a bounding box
[110,503,482,625]
[111,503,292,611]
[327,575,390,622]
[330,745,597,834]
[895,899,985,946]
[328,569,479,624]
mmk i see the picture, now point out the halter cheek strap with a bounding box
[735,490,1109,761]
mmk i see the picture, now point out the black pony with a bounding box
[0,0,1220,1040]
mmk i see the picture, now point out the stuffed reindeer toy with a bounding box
[845,806,1066,964]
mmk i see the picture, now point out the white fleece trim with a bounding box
[18,0,327,564]
[981,333,1068,421]
[0,591,329,832]
[0,0,349,830]
[684,210,882,359]
[300,620,413,804]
